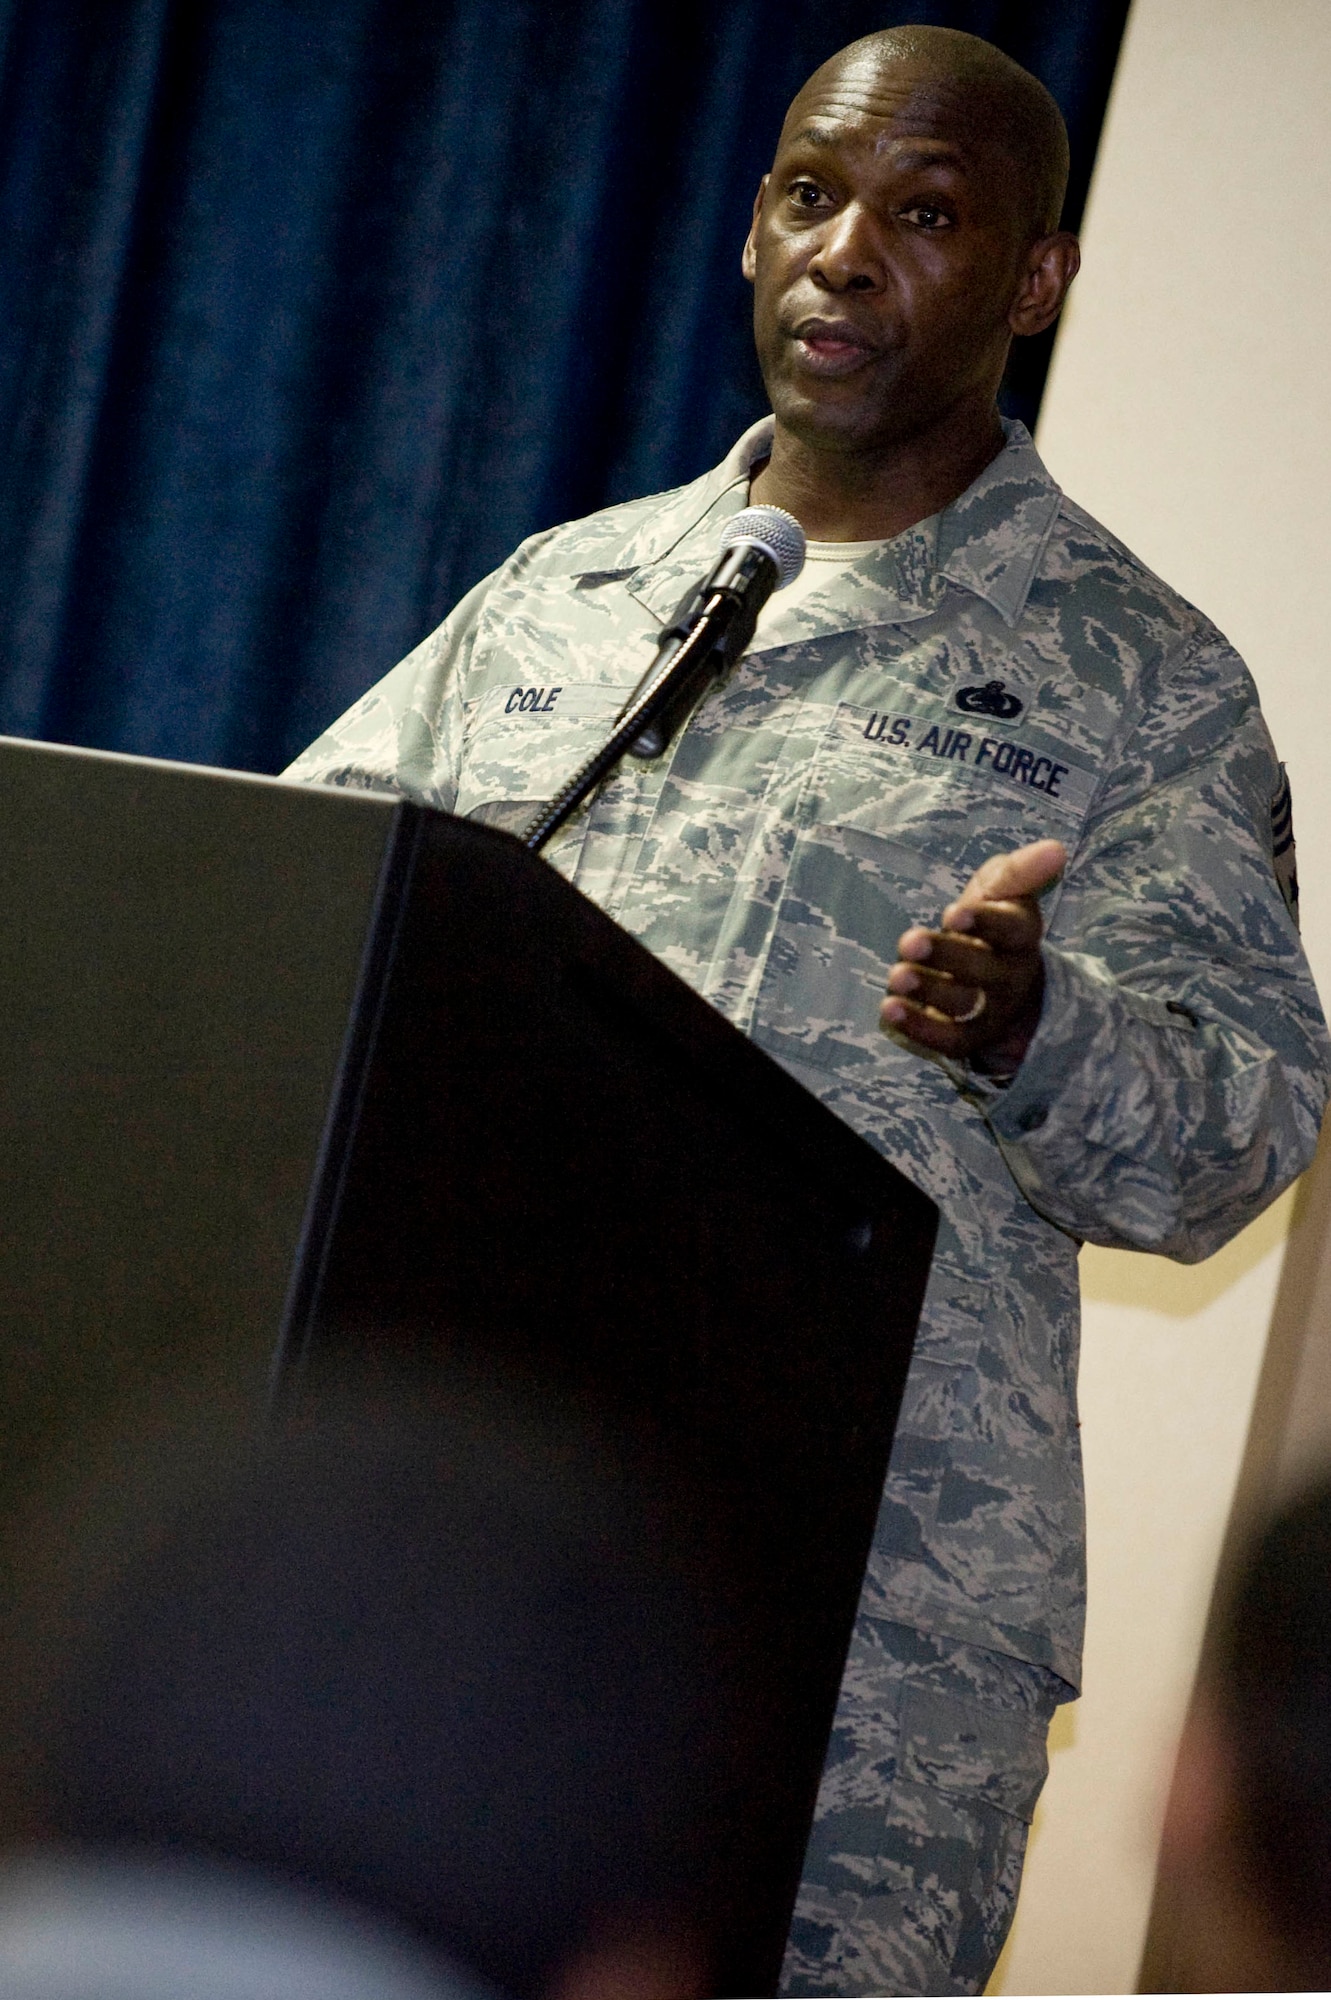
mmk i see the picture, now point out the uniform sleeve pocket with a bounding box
[898,1684,1050,1823]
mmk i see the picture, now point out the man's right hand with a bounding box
[880,839,1067,1070]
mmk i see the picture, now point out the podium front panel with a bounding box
[0,737,398,1514]
[283,808,938,1996]
[0,742,937,1998]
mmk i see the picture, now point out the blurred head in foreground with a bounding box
[0,1372,756,2000]
[1158,1477,1331,1991]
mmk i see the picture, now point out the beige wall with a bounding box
[989,3,1331,1992]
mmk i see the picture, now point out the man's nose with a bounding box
[807,203,883,292]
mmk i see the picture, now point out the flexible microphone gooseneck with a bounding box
[522,505,805,855]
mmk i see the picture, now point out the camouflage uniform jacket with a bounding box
[288,417,1330,1688]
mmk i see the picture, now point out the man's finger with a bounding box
[890,933,992,987]
[942,901,1044,952]
[952,838,1067,913]
[896,929,992,972]
[886,969,986,1019]
[892,918,1034,980]
[880,994,976,1053]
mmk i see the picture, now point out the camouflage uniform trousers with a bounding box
[780,1616,1067,1997]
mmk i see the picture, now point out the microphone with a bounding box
[522,504,805,855]
[622,505,806,759]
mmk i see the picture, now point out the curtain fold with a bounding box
[0,0,1129,772]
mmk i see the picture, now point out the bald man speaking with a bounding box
[290,25,1329,1996]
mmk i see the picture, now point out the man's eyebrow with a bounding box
[890,144,969,173]
[784,127,970,172]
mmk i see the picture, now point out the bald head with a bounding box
[784,25,1070,242]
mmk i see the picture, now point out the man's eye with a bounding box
[789,179,830,209]
[901,204,952,229]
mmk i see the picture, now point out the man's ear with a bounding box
[741,176,769,284]
[1008,231,1080,338]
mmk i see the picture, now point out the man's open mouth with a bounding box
[789,316,880,376]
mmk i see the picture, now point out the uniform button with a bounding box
[1017,1104,1048,1134]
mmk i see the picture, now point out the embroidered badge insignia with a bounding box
[953,678,1024,720]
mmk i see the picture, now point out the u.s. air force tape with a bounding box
[853,708,1097,819]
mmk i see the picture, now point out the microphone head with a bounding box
[721,505,806,589]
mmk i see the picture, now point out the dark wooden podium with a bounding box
[0,736,937,1996]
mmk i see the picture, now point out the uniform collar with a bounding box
[615,415,1063,634]
[934,421,1064,626]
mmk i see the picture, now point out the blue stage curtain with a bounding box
[0,0,1127,772]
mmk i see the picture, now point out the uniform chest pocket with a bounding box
[454,680,629,827]
[809,697,1097,839]
[750,700,1093,1076]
